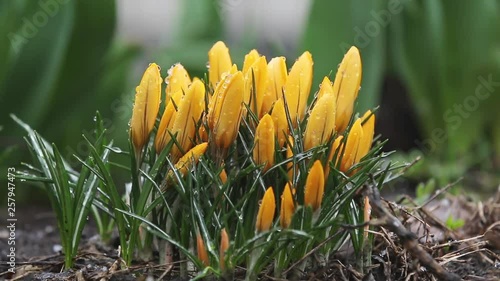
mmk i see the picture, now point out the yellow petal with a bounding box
[155,90,184,153]
[211,72,245,149]
[244,56,268,118]
[171,142,208,177]
[341,119,362,173]
[325,135,344,178]
[280,182,295,228]
[317,76,334,100]
[304,160,325,211]
[219,166,228,184]
[208,41,232,89]
[168,79,205,162]
[284,51,313,126]
[165,63,191,102]
[130,63,162,151]
[253,114,275,172]
[219,228,230,271]
[333,46,362,133]
[303,94,336,151]
[355,110,375,164]
[242,49,260,74]
[255,187,276,233]
[271,99,288,148]
[262,57,287,115]
[196,232,209,267]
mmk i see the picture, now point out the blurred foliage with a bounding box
[303,0,500,184]
[0,0,139,203]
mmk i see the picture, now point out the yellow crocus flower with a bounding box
[130,63,162,152]
[280,182,295,228]
[340,119,362,173]
[271,98,288,148]
[168,79,205,162]
[284,51,313,126]
[303,93,336,151]
[208,71,245,150]
[242,49,260,74]
[304,160,325,211]
[255,187,276,233]
[261,57,287,115]
[170,142,208,177]
[196,232,209,267]
[355,110,375,164]
[253,114,275,172]
[333,46,362,133]
[219,228,230,271]
[244,56,268,118]
[317,76,334,100]
[155,91,183,153]
[165,63,191,102]
[208,41,232,89]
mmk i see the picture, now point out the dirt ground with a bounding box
[1,187,499,281]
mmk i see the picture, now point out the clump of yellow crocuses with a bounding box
[126,40,382,277]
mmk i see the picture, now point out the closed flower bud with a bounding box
[155,91,183,153]
[242,49,260,74]
[196,232,209,267]
[209,41,232,89]
[325,135,344,178]
[130,63,162,152]
[284,51,313,126]
[271,99,288,148]
[304,160,325,211]
[255,187,276,233]
[167,79,205,162]
[219,228,230,271]
[333,46,362,133]
[165,63,190,102]
[340,119,362,173]
[208,71,245,149]
[317,76,334,100]
[303,93,336,151]
[169,142,208,178]
[280,182,295,228]
[355,110,375,164]
[253,114,275,172]
[261,57,287,115]
[244,56,268,118]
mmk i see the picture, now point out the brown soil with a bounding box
[1,189,500,281]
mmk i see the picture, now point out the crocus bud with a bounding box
[355,110,375,164]
[155,91,183,153]
[271,98,288,148]
[208,71,245,149]
[166,79,205,162]
[196,232,209,267]
[280,182,295,228]
[317,76,334,100]
[253,114,275,172]
[340,119,362,173]
[244,56,268,118]
[169,142,208,178]
[242,49,260,74]
[303,93,336,151]
[219,228,230,271]
[130,63,162,152]
[304,160,325,211]
[165,63,190,102]
[333,46,362,133]
[255,187,276,233]
[261,57,287,115]
[284,51,313,126]
[209,41,232,89]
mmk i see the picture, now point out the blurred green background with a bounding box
[1,0,499,203]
